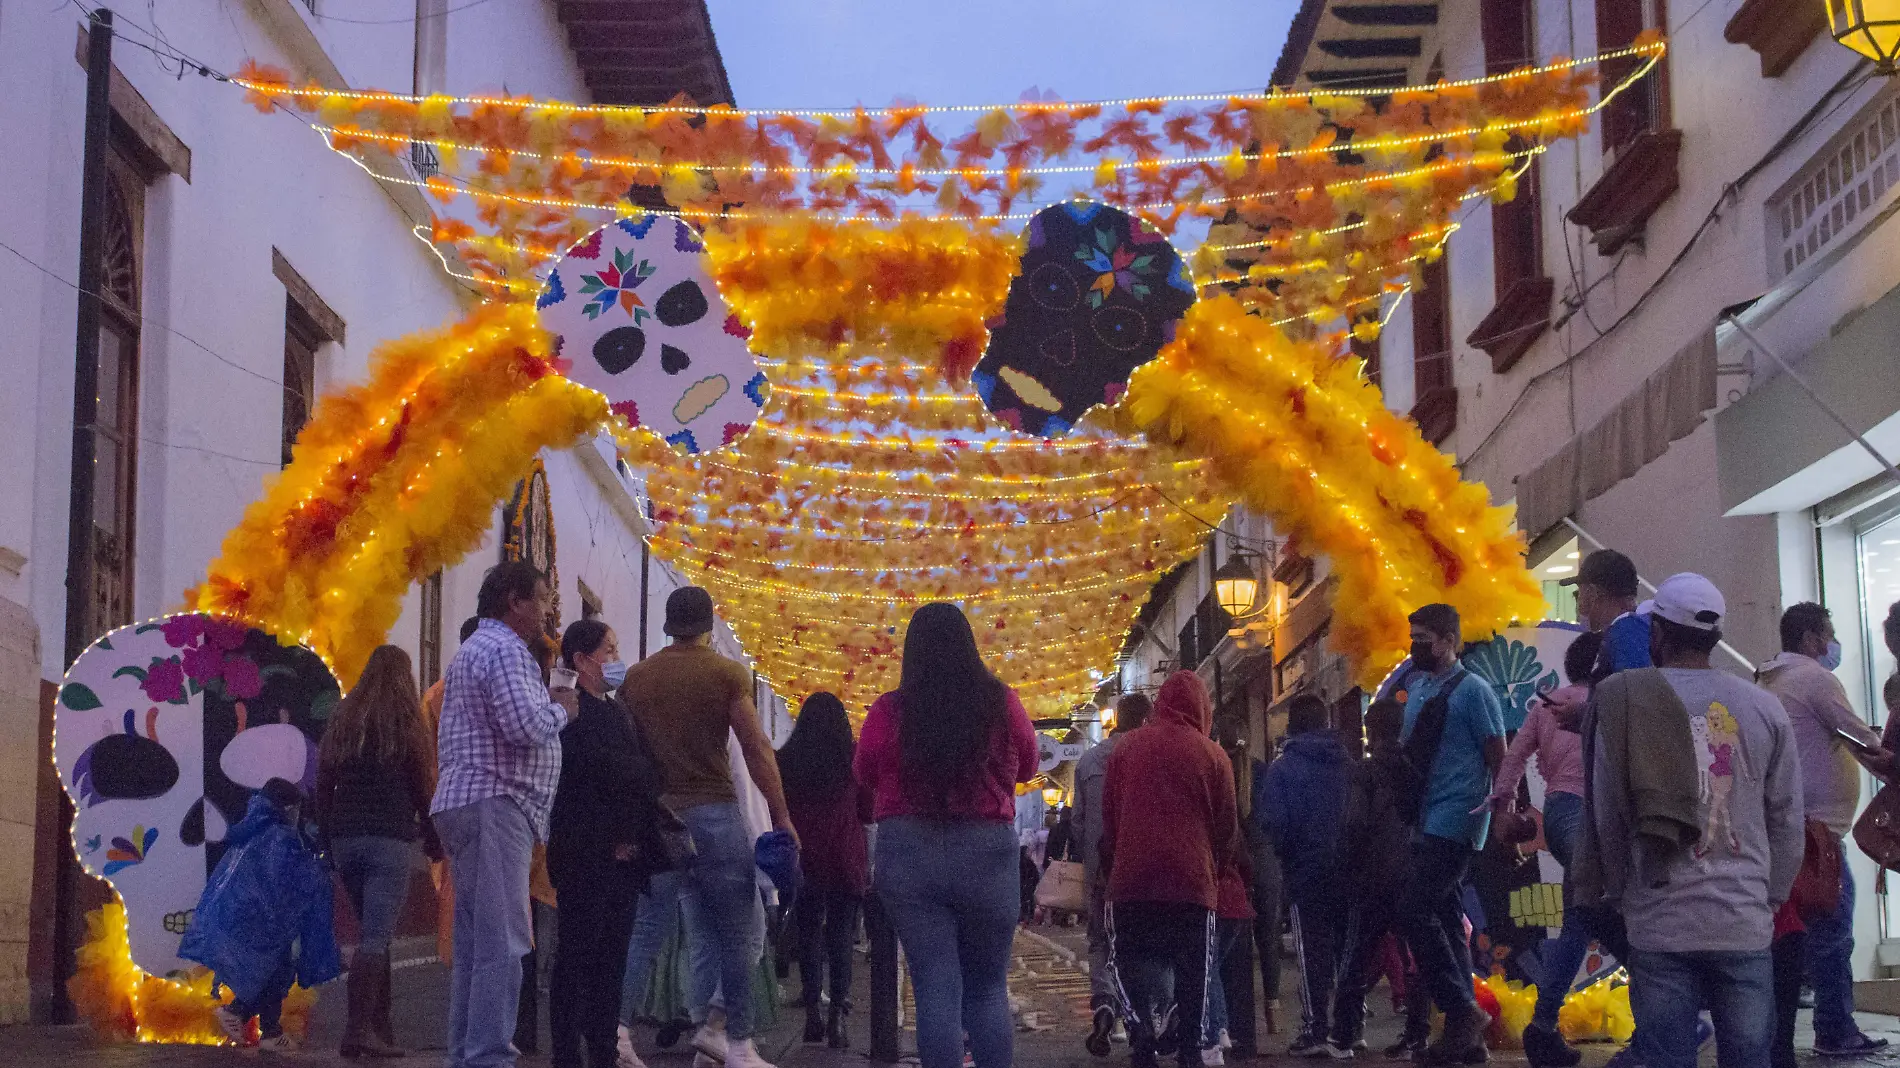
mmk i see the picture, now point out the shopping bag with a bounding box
[1034,859,1087,912]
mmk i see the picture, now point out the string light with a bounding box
[228,40,1662,118]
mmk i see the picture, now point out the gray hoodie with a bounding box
[1595,667,1803,953]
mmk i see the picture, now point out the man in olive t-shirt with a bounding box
[619,587,793,1068]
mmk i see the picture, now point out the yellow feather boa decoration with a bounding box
[187,304,606,683]
[1121,294,1546,683]
[67,902,318,1045]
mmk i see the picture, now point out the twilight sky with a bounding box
[707,0,1302,112]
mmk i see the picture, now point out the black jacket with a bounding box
[1339,744,1415,898]
[546,689,666,890]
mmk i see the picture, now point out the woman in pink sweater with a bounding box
[855,603,1038,1068]
[1493,630,1600,1063]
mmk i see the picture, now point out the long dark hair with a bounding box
[320,645,433,774]
[776,692,856,803]
[896,603,1010,814]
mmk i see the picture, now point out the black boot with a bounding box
[1521,1022,1579,1068]
[827,1002,851,1050]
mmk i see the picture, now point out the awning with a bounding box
[1514,326,1718,539]
[1717,278,1900,515]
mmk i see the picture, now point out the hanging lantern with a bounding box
[1827,0,1900,73]
[1214,553,1261,618]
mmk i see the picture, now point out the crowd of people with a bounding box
[172,549,1900,1068]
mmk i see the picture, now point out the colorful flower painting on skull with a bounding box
[55,614,338,976]
[972,201,1196,438]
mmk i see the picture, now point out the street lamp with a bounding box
[1827,0,1900,73]
[1214,551,1264,618]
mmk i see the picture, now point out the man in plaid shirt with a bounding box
[432,561,577,1068]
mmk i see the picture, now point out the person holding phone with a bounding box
[1759,602,1891,1059]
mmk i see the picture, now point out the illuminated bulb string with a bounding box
[227,40,1662,118]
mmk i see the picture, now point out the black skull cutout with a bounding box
[973,201,1196,437]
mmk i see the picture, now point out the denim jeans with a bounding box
[1805,837,1868,1046]
[436,796,536,1068]
[874,817,1019,1068]
[678,801,766,1040]
[1627,948,1773,1068]
[1530,792,1588,1029]
[332,835,419,955]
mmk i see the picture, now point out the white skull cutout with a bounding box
[53,613,337,975]
[538,216,767,455]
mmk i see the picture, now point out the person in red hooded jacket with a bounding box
[1100,672,1239,1068]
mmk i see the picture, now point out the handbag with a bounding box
[1034,859,1088,913]
[1856,785,1900,871]
[1791,818,1843,918]
[653,800,697,871]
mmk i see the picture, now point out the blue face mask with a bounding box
[1817,640,1843,673]
[600,659,629,690]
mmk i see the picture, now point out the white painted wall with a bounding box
[1416,0,1900,981]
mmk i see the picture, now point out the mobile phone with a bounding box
[1838,726,1882,755]
[549,666,579,692]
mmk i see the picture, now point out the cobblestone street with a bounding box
[8,925,1900,1067]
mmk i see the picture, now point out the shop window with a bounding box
[1860,512,1900,713]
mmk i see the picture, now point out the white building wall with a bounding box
[0,0,748,1021]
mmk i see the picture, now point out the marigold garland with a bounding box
[227,37,1661,316]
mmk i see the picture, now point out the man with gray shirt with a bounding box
[1591,574,1803,1068]
[1074,691,1151,1057]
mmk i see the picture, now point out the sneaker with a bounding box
[1202,1047,1226,1066]
[617,1025,650,1068]
[1087,1006,1116,1058]
[1384,1035,1427,1060]
[1522,1022,1580,1068]
[1291,1032,1350,1058]
[258,1031,299,1054]
[692,1021,729,1063]
[1816,1034,1891,1058]
[214,1005,250,1046]
[723,1038,777,1068]
[1219,1029,1234,1051]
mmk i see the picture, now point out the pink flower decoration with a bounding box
[203,619,249,652]
[181,643,226,685]
[221,655,263,700]
[611,400,640,425]
[160,614,206,649]
[141,658,186,703]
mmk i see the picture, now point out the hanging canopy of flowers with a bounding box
[186,38,1665,704]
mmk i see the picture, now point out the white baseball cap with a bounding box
[1638,572,1726,632]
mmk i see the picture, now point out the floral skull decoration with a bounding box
[973,201,1196,437]
[539,216,768,455]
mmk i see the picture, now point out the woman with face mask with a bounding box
[547,619,666,1068]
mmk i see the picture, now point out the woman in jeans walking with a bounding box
[315,644,439,1058]
[856,603,1038,1068]
[775,692,871,1048]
